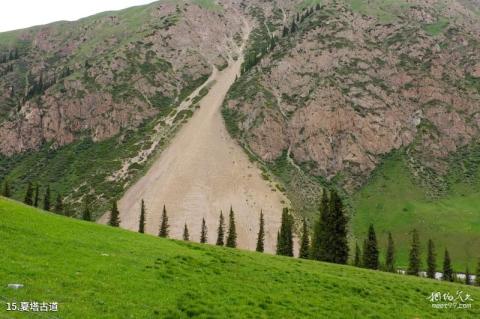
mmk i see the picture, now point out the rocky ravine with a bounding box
[100,24,291,252]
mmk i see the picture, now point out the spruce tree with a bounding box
[24,182,33,206]
[465,266,471,285]
[139,200,146,233]
[216,211,225,246]
[385,232,395,272]
[329,190,348,264]
[183,223,189,241]
[256,210,265,252]
[277,207,293,256]
[109,200,120,227]
[54,194,64,215]
[364,224,379,270]
[159,205,169,237]
[426,239,436,279]
[407,229,421,276]
[33,183,40,207]
[200,218,208,243]
[354,242,361,267]
[226,206,237,248]
[443,249,453,282]
[43,185,51,211]
[1,180,11,198]
[82,199,91,221]
[311,190,329,260]
[299,218,310,259]
[475,259,480,287]
[362,238,368,267]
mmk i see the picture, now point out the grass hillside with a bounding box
[353,151,480,270]
[1,197,479,318]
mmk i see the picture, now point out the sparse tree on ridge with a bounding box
[43,185,51,211]
[139,200,146,233]
[54,194,64,215]
[311,190,329,260]
[24,182,33,206]
[407,229,421,276]
[200,218,208,243]
[328,190,348,264]
[183,223,190,241]
[34,184,40,207]
[427,239,436,279]
[443,249,453,282]
[276,207,293,257]
[216,211,225,246]
[364,224,379,270]
[362,238,368,268]
[299,218,310,259]
[354,242,361,267]
[82,199,91,221]
[465,266,471,285]
[109,200,120,227]
[256,210,265,252]
[385,232,395,272]
[159,205,169,238]
[226,206,237,248]
[2,180,11,198]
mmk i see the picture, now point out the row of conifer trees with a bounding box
[3,180,479,285]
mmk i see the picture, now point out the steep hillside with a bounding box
[1,197,479,318]
[222,0,480,265]
[0,0,249,215]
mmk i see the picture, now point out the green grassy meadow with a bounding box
[353,153,480,271]
[1,197,479,318]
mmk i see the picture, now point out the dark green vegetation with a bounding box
[2,197,480,318]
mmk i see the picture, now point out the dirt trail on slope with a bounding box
[110,26,290,253]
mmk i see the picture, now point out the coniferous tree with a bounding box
[109,200,120,227]
[139,200,146,233]
[427,239,436,279]
[291,21,297,33]
[216,211,225,246]
[475,259,480,286]
[183,223,190,241]
[159,205,169,237]
[465,266,471,285]
[364,224,379,270]
[82,199,91,221]
[226,207,237,248]
[43,185,51,211]
[276,207,293,256]
[24,182,33,206]
[443,249,453,282]
[311,190,329,260]
[329,190,348,264]
[316,3,321,10]
[354,242,361,267]
[385,232,395,272]
[407,229,421,276]
[33,183,40,207]
[54,194,64,215]
[200,218,208,243]
[362,238,368,267]
[282,26,289,37]
[299,218,310,259]
[1,180,11,198]
[256,210,265,252]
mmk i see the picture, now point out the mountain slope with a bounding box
[108,27,290,253]
[222,0,480,265]
[1,197,479,318]
[0,0,249,215]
